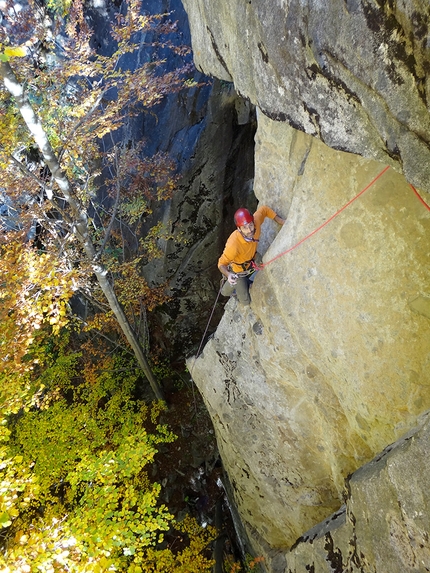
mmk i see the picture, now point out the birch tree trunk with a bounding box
[0,61,164,401]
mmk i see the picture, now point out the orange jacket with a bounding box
[218,205,277,273]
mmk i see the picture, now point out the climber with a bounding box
[218,205,285,306]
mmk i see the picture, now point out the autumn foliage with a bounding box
[0,0,219,570]
[0,336,216,572]
[0,0,200,398]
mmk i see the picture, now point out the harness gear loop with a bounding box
[235,268,256,278]
[231,258,254,272]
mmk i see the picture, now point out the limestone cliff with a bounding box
[182,0,430,195]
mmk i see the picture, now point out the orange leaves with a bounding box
[114,259,170,313]
[109,144,178,211]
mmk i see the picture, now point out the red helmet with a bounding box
[234,208,253,227]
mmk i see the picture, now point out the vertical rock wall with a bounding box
[141,81,257,356]
[181,2,430,567]
[90,0,258,355]
[188,118,430,568]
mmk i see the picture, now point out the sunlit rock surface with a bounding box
[188,119,430,568]
[182,0,430,195]
[287,411,430,573]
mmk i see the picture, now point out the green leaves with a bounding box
[0,512,12,527]
[0,447,39,532]
[0,347,215,571]
[66,432,174,561]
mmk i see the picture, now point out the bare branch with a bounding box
[96,146,122,260]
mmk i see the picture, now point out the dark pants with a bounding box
[221,274,253,305]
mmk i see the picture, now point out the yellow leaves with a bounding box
[137,516,216,573]
[0,341,217,573]
[118,195,150,224]
[150,399,168,424]
[0,447,39,531]
[65,433,175,563]
[0,44,27,63]
[113,258,170,313]
[46,0,73,18]
[3,46,27,58]
[0,240,76,381]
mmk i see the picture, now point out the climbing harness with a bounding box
[235,268,256,278]
[231,258,256,274]
[194,165,430,361]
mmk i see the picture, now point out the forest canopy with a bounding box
[0,0,200,398]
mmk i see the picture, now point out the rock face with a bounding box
[140,79,257,356]
[188,119,430,568]
[287,410,430,573]
[181,2,430,568]
[182,0,430,195]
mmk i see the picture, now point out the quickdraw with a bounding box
[250,260,263,271]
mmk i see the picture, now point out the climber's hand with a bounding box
[227,272,238,286]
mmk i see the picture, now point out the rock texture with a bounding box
[182,0,430,195]
[287,410,430,573]
[188,120,430,568]
[141,80,257,356]
[90,0,258,355]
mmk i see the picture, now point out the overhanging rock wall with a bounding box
[182,0,430,195]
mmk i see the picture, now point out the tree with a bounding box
[0,0,195,399]
[0,336,216,572]
[0,233,76,414]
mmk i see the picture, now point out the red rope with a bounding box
[259,165,391,269]
[409,184,430,211]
